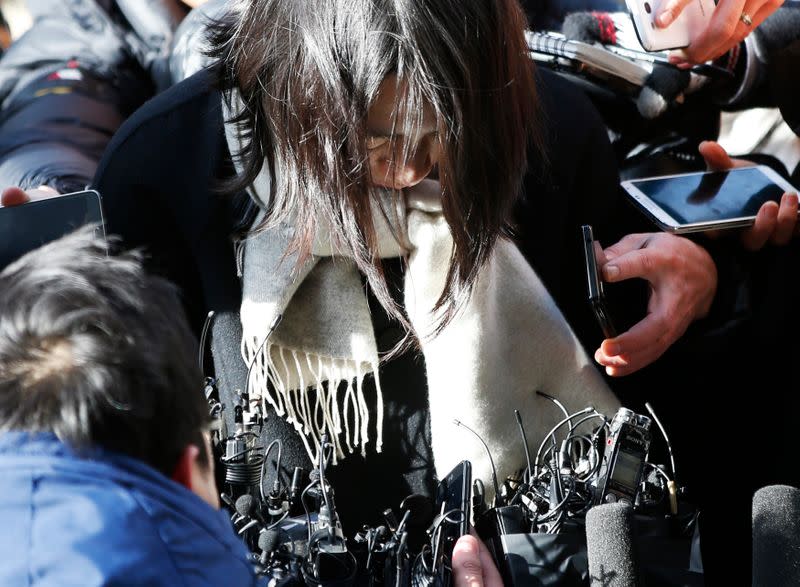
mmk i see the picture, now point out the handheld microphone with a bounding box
[585,502,640,587]
[752,484,800,586]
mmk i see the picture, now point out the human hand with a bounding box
[657,0,782,64]
[452,534,503,587]
[594,232,717,376]
[699,141,799,250]
[1,186,60,206]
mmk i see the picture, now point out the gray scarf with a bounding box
[224,93,620,488]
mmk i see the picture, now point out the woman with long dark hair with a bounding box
[80,0,622,525]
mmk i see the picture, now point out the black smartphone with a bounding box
[581,224,617,339]
[433,460,471,585]
[0,189,105,271]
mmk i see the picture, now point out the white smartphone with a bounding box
[621,166,798,234]
[626,0,716,52]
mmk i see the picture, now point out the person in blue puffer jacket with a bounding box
[0,228,257,587]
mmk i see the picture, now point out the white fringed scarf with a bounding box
[224,93,620,487]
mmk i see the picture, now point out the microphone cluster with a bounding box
[467,394,698,586]
[199,310,697,585]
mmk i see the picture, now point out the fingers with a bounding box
[452,535,488,587]
[697,141,753,171]
[739,193,798,251]
[771,193,799,246]
[602,241,659,283]
[682,0,781,63]
[1,187,31,207]
[681,0,747,63]
[601,233,650,264]
[1,186,60,207]
[698,141,734,171]
[594,311,680,377]
[656,0,694,27]
[741,201,779,251]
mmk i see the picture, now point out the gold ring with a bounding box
[740,12,753,26]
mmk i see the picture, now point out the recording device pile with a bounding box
[200,309,699,585]
[466,393,700,585]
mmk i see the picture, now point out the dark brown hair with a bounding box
[210,0,542,334]
[0,228,209,476]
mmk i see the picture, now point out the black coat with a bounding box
[92,65,634,526]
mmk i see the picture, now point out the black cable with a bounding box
[198,310,215,374]
[244,313,283,403]
[514,410,534,484]
[645,401,678,486]
[533,408,594,477]
[453,419,501,504]
[260,438,283,502]
[318,438,335,529]
[301,480,318,543]
[536,391,573,433]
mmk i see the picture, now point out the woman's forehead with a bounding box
[366,74,437,136]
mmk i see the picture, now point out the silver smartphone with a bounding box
[626,0,715,52]
[0,189,105,270]
[621,166,798,234]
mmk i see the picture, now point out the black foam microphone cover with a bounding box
[586,502,639,587]
[259,529,280,555]
[236,494,255,517]
[752,485,800,587]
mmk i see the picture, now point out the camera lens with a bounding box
[644,1,652,12]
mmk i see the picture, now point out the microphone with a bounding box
[236,494,267,529]
[752,485,800,586]
[258,529,281,566]
[586,502,640,587]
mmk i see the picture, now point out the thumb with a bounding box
[452,535,485,587]
[1,187,30,207]
[656,0,693,27]
[698,141,734,171]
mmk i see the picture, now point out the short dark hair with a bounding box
[0,227,209,476]
[209,0,542,332]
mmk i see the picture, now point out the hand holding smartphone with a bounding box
[621,165,798,234]
[626,0,715,51]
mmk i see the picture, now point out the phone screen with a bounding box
[0,190,104,271]
[630,167,787,225]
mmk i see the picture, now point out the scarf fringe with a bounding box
[242,337,381,463]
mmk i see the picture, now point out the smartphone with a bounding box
[626,0,715,52]
[434,460,472,584]
[0,189,105,271]
[621,165,798,234]
[582,224,618,339]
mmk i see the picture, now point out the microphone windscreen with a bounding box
[752,484,800,586]
[235,494,255,517]
[586,502,639,587]
[562,12,618,45]
[258,529,280,554]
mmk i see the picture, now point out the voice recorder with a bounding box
[595,407,652,506]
